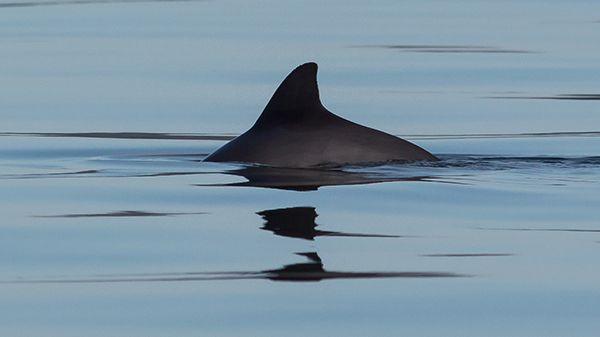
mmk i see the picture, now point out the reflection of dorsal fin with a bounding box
[296,252,322,263]
[252,62,328,128]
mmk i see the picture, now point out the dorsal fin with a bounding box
[252,62,328,129]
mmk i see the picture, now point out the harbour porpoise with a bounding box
[205,62,437,167]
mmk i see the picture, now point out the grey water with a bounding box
[1,0,600,336]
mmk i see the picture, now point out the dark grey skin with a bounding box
[205,62,437,168]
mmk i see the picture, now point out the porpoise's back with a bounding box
[205,62,437,168]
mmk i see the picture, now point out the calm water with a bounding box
[2,1,600,336]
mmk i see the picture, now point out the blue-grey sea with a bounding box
[1,1,600,336]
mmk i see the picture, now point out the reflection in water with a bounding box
[422,253,513,257]
[405,131,600,141]
[1,170,100,180]
[34,210,206,218]
[356,45,533,54]
[256,252,463,282]
[198,166,434,191]
[487,94,600,100]
[0,169,214,180]
[0,132,234,141]
[5,206,465,284]
[5,252,464,284]
[257,207,400,240]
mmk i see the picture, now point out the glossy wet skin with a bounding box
[205,63,437,167]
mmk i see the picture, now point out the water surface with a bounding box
[1,1,600,336]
